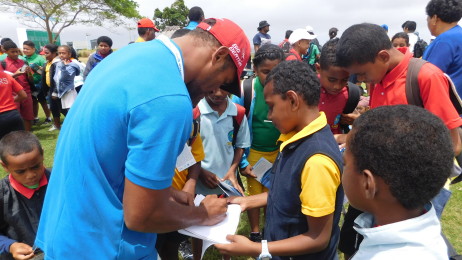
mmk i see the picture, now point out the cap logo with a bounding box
[229,43,243,67]
[206,25,212,31]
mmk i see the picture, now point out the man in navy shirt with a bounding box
[253,20,271,52]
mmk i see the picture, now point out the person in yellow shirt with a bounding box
[135,18,160,43]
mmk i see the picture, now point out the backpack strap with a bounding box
[243,77,253,118]
[232,103,246,147]
[189,107,201,146]
[445,74,462,114]
[343,82,362,114]
[405,58,426,107]
[1,60,6,70]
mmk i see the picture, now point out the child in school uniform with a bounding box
[215,60,343,260]
[343,105,451,259]
[0,131,50,260]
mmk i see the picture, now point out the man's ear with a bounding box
[211,46,230,66]
[285,90,300,110]
[362,169,377,200]
[377,50,390,64]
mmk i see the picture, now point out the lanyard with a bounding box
[157,34,184,80]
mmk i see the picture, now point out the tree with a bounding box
[153,0,189,31]
[1,0,141,43]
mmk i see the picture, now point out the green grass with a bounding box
[2,110,462,259]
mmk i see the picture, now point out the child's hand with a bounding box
[215,234,260,257]
[199,169,219,188]
[9,242,34,260]
[226,196,248,212]
[199,195,227,226]
[12,68,26,78]
[239,165,257,178]
[221,170,245,196]
[340,110,360,125]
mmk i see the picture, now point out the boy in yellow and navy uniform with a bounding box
[215,60,343,260]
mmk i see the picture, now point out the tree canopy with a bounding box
[1,0,141,43]
[153,0,189,31]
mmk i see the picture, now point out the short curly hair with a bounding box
[349,105,453,210]
[252,44,285,68]
[265,60,320,107]
[426,0,462,23]
[336,23,392,68]
[319,38,340,70]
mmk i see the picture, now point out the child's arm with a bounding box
[227,192,268,212]
[182,162,201,195]
[221,148,245,195]
[215,214,333,257]
[199,168,219,188]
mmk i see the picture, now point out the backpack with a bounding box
[413,38,428,58]
[242,77,254,118]
[405,58,462,184]
[192,103,246,147]
[340,82,362,133]
[281,41,291,53]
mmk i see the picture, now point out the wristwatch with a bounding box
[258,240,272,260]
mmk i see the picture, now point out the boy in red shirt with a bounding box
[0,68,27,139]
[335,23,462,259]
[2,41,34,131]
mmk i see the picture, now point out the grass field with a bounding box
[1,110,461,259]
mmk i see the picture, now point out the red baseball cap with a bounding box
[197,18,251,97]
[137,18,160,32]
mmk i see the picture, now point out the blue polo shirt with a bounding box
[35,39,192,259]
[423,25,462,97]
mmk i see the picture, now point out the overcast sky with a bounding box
[0,0,448,49]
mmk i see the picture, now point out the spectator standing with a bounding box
[83,36,113,81]
[286,28,315,61]
[423,0,462,97]
[402,20,419,53]
[135,18,160,42]
[22,40,51,125]
[1,41,34,131]
[184,6,204,30]
[253,20,271,52]
[0,68,27,140]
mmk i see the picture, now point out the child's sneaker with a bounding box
[33,118,40,125]
[249,232,262,242]
[43,118,52,125]
[48,125,59,132]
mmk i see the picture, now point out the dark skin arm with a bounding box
[451,128,462,156]
[13,89,27,103]
[182,162,201,195]
[221,148,245,195]
[123,178,227,233]
[215,214,334,257]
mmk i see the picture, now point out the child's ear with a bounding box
[0,160,8,173]
[377,50,390,64]
[362,169,377,200]
[285,90,300,110]
[315,63,321,74]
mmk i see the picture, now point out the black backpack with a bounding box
[413,38,428,58]
[281,41,291,53]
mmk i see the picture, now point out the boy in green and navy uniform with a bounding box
[216,61,343,260]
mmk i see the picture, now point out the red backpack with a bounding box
[192,103,246,147]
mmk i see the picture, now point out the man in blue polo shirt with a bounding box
[35,18,250,259]
[184,6,204,30]
[253,20,271,52]
[423,0,462,96]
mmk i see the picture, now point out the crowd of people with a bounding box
[1,0,462,259]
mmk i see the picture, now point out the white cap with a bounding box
[289,28,316,45]
[305,25,314,33]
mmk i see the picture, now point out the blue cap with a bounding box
[381,24,388,31]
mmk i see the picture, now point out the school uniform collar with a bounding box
[380,47,412,89]
[278,112,327,152]
[9,172,48,199]
[198,97,237,117]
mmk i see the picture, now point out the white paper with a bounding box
[61,88,77,109]
[175,144,196,172]
[252,157,273,182]
[178,195,241,258]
